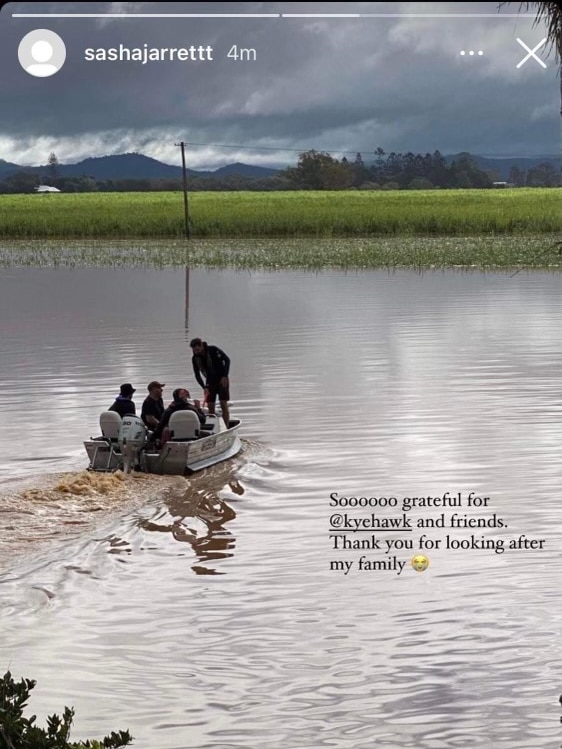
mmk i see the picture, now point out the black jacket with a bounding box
[153,400,206,438]
[192,343,230,389]
[109,396,136,418]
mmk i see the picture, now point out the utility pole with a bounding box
[175,141,190,238]
[175,142,190,330]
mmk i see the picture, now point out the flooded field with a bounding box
[0,257,560,748]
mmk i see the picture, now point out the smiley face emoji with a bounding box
[411,555,430,572]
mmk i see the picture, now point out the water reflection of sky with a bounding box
[0,266,561,748]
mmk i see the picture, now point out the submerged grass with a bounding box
[0,188,560,239]
[0,236,560,271]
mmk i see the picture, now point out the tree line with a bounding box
[0,149,559,193]
[286,149,559,189]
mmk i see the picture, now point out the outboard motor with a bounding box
[117,415,147,473]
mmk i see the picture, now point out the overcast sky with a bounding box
[0,1,558,169]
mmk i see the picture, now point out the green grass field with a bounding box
[0,188,559,239]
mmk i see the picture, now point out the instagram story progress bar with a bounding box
[12,11,536,17]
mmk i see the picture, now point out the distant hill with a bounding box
[1,151,559,183]
[445,153,560,180]
[60,153,189,179]
[213,162,278,178]
[0,158,24,178]
[0,152,280,180]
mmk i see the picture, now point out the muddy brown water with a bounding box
[0,265,560,748]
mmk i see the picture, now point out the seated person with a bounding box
[108,383,136,418]
[152,388,206,440]
[141,381,166,429]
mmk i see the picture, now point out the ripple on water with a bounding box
[0,267,561,749]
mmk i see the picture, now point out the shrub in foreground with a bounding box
[0,671,132,748]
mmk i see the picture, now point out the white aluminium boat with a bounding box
[84,410,242,476]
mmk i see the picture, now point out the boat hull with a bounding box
[84,418,242,475]
[143,428,241,475]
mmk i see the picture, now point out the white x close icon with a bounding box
[516,38,547,69]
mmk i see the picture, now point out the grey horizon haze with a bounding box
[0,1,558,170]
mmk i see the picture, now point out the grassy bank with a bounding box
[0,188,559,239]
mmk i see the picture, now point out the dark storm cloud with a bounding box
[0,1,557,167]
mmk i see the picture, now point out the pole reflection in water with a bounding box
[184,265,189,331]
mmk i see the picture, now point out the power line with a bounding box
[175,141,381,155]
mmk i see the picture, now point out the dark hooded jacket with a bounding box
[153,389,206,438]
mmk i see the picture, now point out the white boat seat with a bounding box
[90,411,123,472]
[100,411,122,440]
[168,410,200,440]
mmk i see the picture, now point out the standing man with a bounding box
[189,337,231,426]
[141,381,166,430]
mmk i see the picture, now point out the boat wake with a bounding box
[0,438,271,573]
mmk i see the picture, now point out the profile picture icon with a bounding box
[18,29,66,77]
